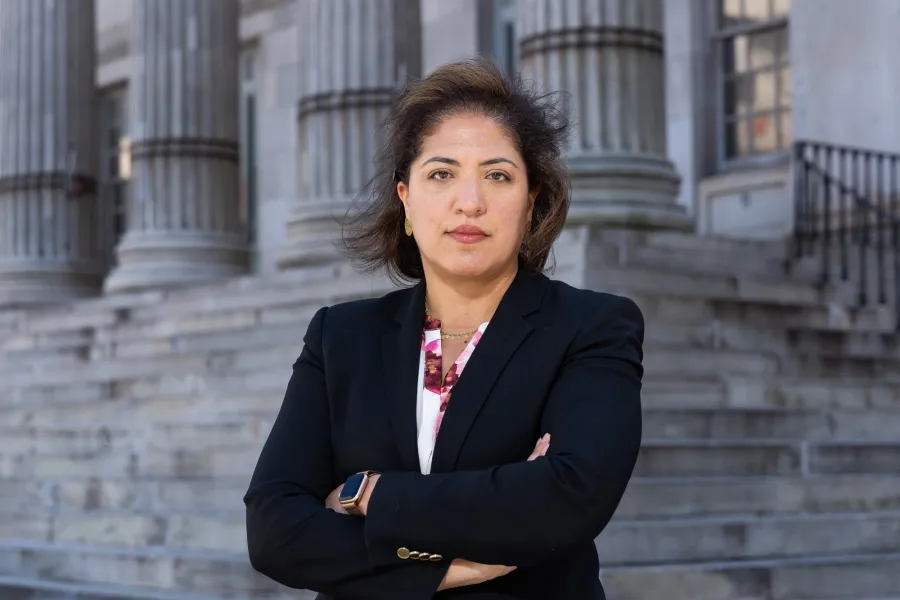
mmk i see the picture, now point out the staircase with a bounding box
[2,153,900,598]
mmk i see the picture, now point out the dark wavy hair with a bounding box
[341,57,571,284]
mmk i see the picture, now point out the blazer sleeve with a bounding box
[363,295,644,569]
[243,306,450,599]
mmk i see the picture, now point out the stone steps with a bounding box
[2,404,898,458]
[637,439,900,477]
[0,540,294,599]
[0,342,783,387]
[5,436,900,481]
[7,506,900,567]
[0,372,898,432]
[620,474,900,518]
[599,552,900,600]
[0,538,897,600]
[5,472,900,520]
[643,407,900,440]
[0,575,306,600]
[597,510,900,566]
[5,500,900,584]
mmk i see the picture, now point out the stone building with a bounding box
[2,1,900,599]
[0,0,896,300]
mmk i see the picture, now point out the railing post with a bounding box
[820,146,832,286]
[839,148,849,281]
[794,142,808,258]
[877,155,887,304]
[859,151,871,307]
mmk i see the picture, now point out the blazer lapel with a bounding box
[430,270,548,474]
[382,280,427,473]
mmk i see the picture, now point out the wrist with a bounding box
[359,473,380,515]
[338,470,380,516]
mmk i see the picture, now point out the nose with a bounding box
[454,175,486,217]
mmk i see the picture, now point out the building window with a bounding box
[239,46,259,267]
[99,86,131,266]
[715,0,791,164]
[492,0,517,76]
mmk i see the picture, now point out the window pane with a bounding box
[753,70,777,112]
[721,0,742,26]
[772,0,790,17]
[779,65,791,107]
[722,35,749,74]
[724,74,753,117]
[780,110,793,147]
[751,112,777,152]
[749,31,777,69]
[118,139,132,179]
[744,0,770,21]
[774,27,789,64]
[725,118,750,158]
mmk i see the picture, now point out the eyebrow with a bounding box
[421,156,519,169]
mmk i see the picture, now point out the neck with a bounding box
[423,262,518,330]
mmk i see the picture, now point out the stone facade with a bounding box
[0,0,896,299]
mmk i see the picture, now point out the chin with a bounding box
[434,254,512,281]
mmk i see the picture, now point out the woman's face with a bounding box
[398,113,537,282]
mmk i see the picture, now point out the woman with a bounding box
[244,58,643,600]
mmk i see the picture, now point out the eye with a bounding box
[486,171,512,182]
[428,169,453,181]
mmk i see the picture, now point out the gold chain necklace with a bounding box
[425,310,479,341]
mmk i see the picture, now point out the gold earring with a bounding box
[404,217,413,237]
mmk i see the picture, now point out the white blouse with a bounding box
[415,319,490,474]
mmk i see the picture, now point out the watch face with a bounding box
[340,473,366,502]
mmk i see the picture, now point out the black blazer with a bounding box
[244,268,644,600]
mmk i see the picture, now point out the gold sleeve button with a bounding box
[397,547,411,559]
[409,551,422,560]
[430,554,443,562]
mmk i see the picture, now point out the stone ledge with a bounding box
[599,552,900,600]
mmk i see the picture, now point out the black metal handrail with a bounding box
[793,140,900,322]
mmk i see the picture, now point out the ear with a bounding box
[397,180,410,215]
[526,186,539,222]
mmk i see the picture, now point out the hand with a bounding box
[527,433,550,461]
[325,483,346,514]
[437,559,517,591]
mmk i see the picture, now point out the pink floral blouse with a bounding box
[416,314,490,475]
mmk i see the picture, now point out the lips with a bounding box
[450,225,486,235]
[448,225,487,244]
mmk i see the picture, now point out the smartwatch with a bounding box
[338,470,379,516]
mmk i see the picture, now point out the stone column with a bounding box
[277,0,422,268]
[517,0,690,229]
[105,0,248,293]
[0,0,103,307]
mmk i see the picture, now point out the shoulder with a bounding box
[303,285,415,342]
[543,278,644,335]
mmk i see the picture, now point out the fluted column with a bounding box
[278,0,422,268]
[0,0,103,307]
[518,0,690,229]
[104,0,247,293]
